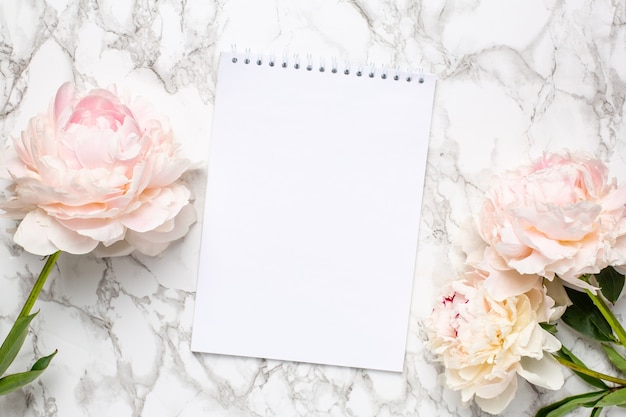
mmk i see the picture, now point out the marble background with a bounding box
[1,0,625,416]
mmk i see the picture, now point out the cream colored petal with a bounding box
[474,376,518,414]
[518,355,564,390]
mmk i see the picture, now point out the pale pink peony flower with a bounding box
[0,82,196,256]
[426,268,563,414]
[456,215,547,301]
[477,152,626,291]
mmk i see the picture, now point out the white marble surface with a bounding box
[0,0,625,416]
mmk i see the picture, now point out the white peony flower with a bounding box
[426,267,564,414]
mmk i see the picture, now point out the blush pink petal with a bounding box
[47,219,100,255]
[514,227,576,260]
[13,124,41,172]
[494,226,530,258]
[148,154,190,188]
[483,266,542,301]
[125,204,196,256]
[69,94,135,130]
[56,217,126,245]
[43,203,112,220]
[13,210,59,255]
[14,209,100,255]
[507,251,553,276]
[126,203,196,247]
[68,127,123,168]
[121,184,190,233]
[514,203,600,241]
[53,82,76,123]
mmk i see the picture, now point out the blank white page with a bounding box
[191,52,436,372]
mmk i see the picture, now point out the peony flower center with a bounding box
[68,95,138,132]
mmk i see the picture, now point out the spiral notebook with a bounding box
[191,51,436,372]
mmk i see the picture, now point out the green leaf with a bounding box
[562,287,617,343]
[558,346,609,389]
[535,391,609,417]
[589,408,603,417]
[602,344,626,375]
[0,350,57,395]
[596,267,625,304]
[0,313,38,377]
[541,322,558,334]
[17,252,60,320]
[561,305,615,342]
[595,387,626,407]
[586,289,626,347]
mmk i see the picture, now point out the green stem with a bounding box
[586,289,626,347]
[17,251,60,320]
[554,355,626,386]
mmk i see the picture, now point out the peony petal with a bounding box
[148,203,196,241]
[602,186,626,212]
[69,92,136,131]
[472,372,515,399]
[147,151,189,188]
[482,265,542,301]
[542,331,562,353]
[1,144,28,179]
[514,202,600,241]
[54,82,76,124]
[494,225,530,258]
[514,226,577,260]
[56,217,126,245]
[125,203,196,255]
[474,376,518,414]
[92,240,135,257]
[13,210,59,256]
[518,355,564,390]
[47,218,100,255]
[507,250,553,277]
[121,184,190,233]
[64,125,119,168]
[13,209,99,255]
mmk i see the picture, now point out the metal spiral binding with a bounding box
[228,46,428,84]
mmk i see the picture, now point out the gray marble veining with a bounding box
[1,0,625,416]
